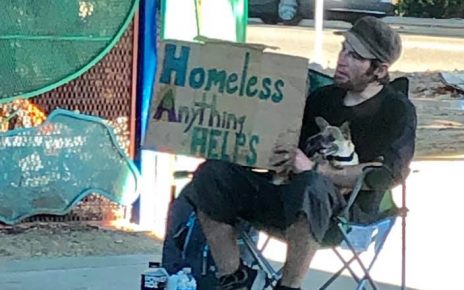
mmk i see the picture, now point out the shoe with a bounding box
[274,282,301,290]
[218,264,268,290]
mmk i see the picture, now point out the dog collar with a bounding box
[327,152,356,162]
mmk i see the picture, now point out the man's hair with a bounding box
[368,59,390,85]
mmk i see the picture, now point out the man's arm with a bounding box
[380,101,417,187]
[316,162,381,190]
[292,149,380,191]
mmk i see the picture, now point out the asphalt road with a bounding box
[250,16,464,38]
[247,23,464,73]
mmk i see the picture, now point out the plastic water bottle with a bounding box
[177,268,196,290]
[184,268,197,290]
[166,272,179,290]
[141,262,169,290]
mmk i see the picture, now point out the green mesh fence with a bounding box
[0,0,138,103]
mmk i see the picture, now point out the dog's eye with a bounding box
[328,135,335,142]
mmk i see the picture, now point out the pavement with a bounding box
[0,254,411,290]
[0,255,152,290]
[2,161,463,290]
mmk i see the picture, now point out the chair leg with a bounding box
[401,181,408,290]
[356,221,395,290]
[338,228,378,290]
[240,231,282,285]
[319,249,367,290]
[259,233,272,251]
[318,256,356,290]
[333,249,363,285]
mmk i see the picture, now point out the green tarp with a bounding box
[0,109,140,225]
[0,0,138,103]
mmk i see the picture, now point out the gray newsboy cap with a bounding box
[345,16,402,64]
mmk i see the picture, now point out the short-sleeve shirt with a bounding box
[298,83,417,222]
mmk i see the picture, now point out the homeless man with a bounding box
[182,16,417,290]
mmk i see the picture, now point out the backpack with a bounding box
[162,183,258,290]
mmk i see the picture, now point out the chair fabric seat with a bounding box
[340,217,396,253]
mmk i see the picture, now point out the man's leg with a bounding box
[197,210,239,276]
[275,171,345,289]
[279,214,320,289]
[186,160,276,289]
[198,210,267,290]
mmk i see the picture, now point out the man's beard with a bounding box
[335,71,377,92]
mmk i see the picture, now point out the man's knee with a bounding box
[186,160,240,223]
[194,160,235,181]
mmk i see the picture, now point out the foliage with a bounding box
[397,0,464,18]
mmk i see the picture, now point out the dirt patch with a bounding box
[0,222,163,261]
[399,71,464,159]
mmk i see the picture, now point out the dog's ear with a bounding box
[315,117,329,131]
[340,121,351,140]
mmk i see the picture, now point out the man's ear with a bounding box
[315,116,329,131]
[340,121,351,140]
[375,63,389,80]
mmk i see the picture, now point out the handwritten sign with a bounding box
[144,40,309,169]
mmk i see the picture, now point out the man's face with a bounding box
[334,41,376,91]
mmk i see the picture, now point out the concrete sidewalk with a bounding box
[0,255,153,290]
[1,161,462,290]
[0,254,412,290]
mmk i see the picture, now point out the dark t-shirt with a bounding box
[298,83,417,222]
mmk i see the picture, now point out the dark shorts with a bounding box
[184,160,347,244]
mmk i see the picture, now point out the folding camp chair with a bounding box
[239,171,408,290]
[167,176,407,290]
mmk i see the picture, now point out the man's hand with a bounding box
[292,148,316,174]
[270,144,295,174]
[270,144,316,175]
[317,161,383,176]
[269,131,300,174]
[317,160,384,189]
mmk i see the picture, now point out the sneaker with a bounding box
[274,282,302,290]
[218,264,268,290]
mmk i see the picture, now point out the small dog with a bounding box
[308,116,359,168]
[271,117,358,185]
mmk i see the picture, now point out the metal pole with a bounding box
[137,0,157,228]
[314,0,325,66]
[401,181,407,290]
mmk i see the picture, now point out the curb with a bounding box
[383,16,464,29]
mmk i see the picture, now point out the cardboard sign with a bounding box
[144,39,309,169]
